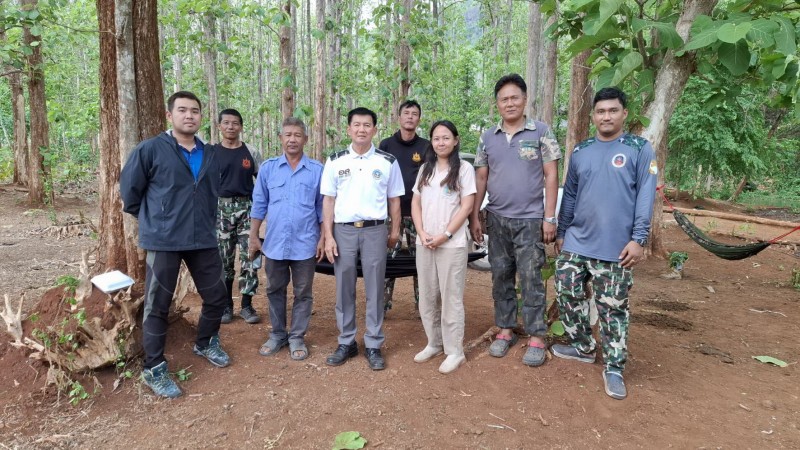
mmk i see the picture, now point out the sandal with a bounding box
[289,340,309,361]
[488,332,518,358]
[522,339,547,367]
[259,337,288,356]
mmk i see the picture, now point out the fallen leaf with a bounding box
[752,356,788,367]
[333,431,367,450]
[705,286,715,293]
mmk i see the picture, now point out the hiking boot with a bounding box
[193,335,231,368]
[220,307,233,324]
[239,306,261,324]
[603,370,627,400]
[551,343,596,363]
[141,361,182,399]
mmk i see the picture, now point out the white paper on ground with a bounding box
[91,270,135,293]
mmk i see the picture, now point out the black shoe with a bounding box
[364,348,385,371]
[325,342,358,366]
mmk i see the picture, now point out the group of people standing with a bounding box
[119,73,656,401]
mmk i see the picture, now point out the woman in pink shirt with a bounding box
[411,120,476,374]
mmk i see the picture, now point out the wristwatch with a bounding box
[444,231,453,240]
[633,238,648,246]
[543,217,558,225]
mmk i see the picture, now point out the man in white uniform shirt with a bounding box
[321,107,405,370]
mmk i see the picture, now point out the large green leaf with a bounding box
[333,431,367,450]
[752,356,788,367]
[682,15,722,52]
[717,22,752,44]
[719,41,751,75]
[632,18,683,49]
[566,21,621,55]
[611,51,643,86]
[595,65,616,89]
[746,18,778,47]
[585,0,623,36]
[772,15,797,56]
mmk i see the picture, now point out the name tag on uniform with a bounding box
[338,168,351,178]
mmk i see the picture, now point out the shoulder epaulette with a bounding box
[619,134,647,152]
[329,149,349,161]
[307,158,324,167]
[572,137,596,154]
[375,149,397,164]
[266,156,280,162]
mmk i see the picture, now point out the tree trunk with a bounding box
[22,0,49,207]
[172,27,182,92]
[639,0,718,258]
[524,2,541,119]
[397,0,412,103]
[312,0,326,161]
[540,15,558,125]
[563,49,592,183]
[132,0,165,141]
[279,0,295,119]
[97,0,127,273]
[10,71,28,187]
[116,0,145,282]
[202,11,219,144]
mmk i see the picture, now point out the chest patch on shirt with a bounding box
[338,168,351,178]
[372,169,382,180]
[412,152,422,163]
[611,153,627,168]
[242,158,251,169]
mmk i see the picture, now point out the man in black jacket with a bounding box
[379,100,429,311]
[120,91,230,399]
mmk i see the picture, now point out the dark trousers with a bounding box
[265,256,316,343]
[143,248,227,369]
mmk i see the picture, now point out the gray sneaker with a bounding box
[239,306,261,324]
[220,307,233,324]
[551,343,596,363]
[603,370,627,400]
[193,335,231,368]
[141,361,182,399]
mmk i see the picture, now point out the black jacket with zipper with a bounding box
[120,131,220,251]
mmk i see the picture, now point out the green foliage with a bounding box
[792,268,800,290]
[752,355,788,367]
[332,431,367,450]
[668,251,689,270]
[549,320,566,337]
[173,366,193,382]
[55,274,80,292]
[68,380,90,406]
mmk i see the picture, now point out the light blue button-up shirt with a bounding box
[251,154,324,261]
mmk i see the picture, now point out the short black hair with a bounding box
[280,116,307,135]
[218,108,243,124]
[347,107,377,126]
[593,87,627,108]
[494,74,527,98]
[398,100,421,116]
[167,91,202,112]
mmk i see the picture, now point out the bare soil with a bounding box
[0,184,799,449]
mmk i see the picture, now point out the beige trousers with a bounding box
[416,245,468,356]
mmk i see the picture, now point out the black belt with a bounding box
[338,220,385,228]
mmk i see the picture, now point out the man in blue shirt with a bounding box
[553,87,658,400]
[248,117,324,361]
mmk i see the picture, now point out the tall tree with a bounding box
[132,0,164,141]
[563,49,592,181]
[397,0,412,103]
[525,2,542,118]
[0,0,29,186]
[279,0,296,119]
[21,0,49,206]
[312,0,326,160]
[540,15,558,125]
[202,10,219,143]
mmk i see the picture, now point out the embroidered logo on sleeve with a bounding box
[611,154,626,168]
[649,160,658,175]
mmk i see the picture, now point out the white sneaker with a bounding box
[438,354,466,374]
[414,346,444,363]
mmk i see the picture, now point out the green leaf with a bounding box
[549,320,565,336]
[717,22,752,44]
[746,18,778,48]
[333,431,367,450]
[311,29,324,40]
[632,18,683,49]
[595,65,615,90]
[566,21,621,55]
[611,51,643,86]
[772,15,797,57]
[752,356,788,367]
[682,15,722,53]
[718,41,750,76]
[585,0,623,36]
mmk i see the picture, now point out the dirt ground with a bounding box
[0,184,799,449]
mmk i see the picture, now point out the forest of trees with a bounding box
[0,0,798,270]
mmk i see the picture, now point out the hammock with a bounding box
[315,251,488,278]
[658,186,800,260]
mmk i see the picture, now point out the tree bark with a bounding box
[525,2,542,119]
[639,0,718,257]
[540,15,558,125]
[97,0,126,272]
[202,11,219,144]
[132,0,165,141]
[279,0,295,119]
[397,0,413,103]
[9,71,28,186]
[22,0,49,206]
[563,49,592,183]
[312,0,326,161]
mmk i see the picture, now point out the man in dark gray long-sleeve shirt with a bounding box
[552,87,657,400]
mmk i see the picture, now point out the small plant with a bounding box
[68,380,90,406]
[792,268,800,291]
[703,220,718,234]
[669,251,689,271]
[737,223,754,234]
[56,275,80,292]
[173,366,193,382]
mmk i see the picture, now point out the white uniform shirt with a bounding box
[321,144,405,222]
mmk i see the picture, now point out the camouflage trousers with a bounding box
[217,197,258,297]
[555,251,633,373]
[384,216,419,311]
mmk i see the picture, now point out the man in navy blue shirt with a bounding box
[553,87,657,400]
[120,91,231,399]
[248,117,324,361]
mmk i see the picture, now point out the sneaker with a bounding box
[193,335,231,368]
[239,306,261,324]
[414,346,444,363]
[551,343,596,363]
[603,370,627,400]
[220,307,233,324]
[141,361,182,399]
[438,354,466,374]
